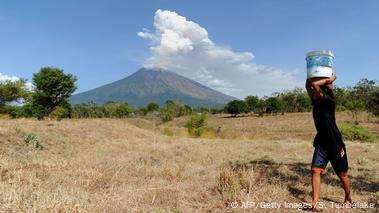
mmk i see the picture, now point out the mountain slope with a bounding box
[70,68,237,108]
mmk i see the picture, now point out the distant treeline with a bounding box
[225,78,379,120]
[1,67,378,122]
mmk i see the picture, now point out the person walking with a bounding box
[306,73,352,212]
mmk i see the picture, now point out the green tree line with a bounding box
[0,67,378,120]
[224,79,379,120]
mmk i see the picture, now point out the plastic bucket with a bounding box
[306,50,334,79]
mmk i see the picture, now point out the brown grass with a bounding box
[0,112,378,212]
[161,111,378,141]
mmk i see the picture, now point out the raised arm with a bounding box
[309,74,337,100]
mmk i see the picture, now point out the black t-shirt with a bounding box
[312,86,345,151]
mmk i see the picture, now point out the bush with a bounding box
[147,102,159,112]
[160,110,173,123]
[0,105,23,118]
[72,102,105,118]
[339,124,378,143]
[264,97,283,114]
[185,113,207,137]
[0,79,29,106]
[113,104,132,118]
[24,133,43,150]
[49,106,70,120]
[224,100,248,116]
[367,87,379,117]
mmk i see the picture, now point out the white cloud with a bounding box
[0,73,19,82]
[0,73,33,90]
[138,9,302,98]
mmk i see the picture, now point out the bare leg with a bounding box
[338,172,352,204]
[312,170,322,211]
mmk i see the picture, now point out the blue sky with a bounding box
[1,0,378,97]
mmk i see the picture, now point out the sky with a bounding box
[1,0,378,98]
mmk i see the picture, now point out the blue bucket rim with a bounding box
[306,50,334,60]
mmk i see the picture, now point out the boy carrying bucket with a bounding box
[305,51,352,211]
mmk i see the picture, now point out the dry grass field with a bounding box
[0,112,378,212]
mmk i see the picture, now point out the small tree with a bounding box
[224,100,248,117]
[354,78,376,97]
[0,79,29,106]
[342,87,365,124]
[147,102,160,112]
[295,93,311,112]
[264,97,283,114]
[278,88,311,113]
[31,67,77,118]
[185,113,207,137]
[160,109,173,122]
[244,96,259,113]
[49,105,71,121]
[163,100,190,118]
[367,87,379,117]
[279,91,296,113]
[113,103,131,118]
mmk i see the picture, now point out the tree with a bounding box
[224,100,248,117]
[340,79,376,124]
[244,96,259,113]
[163,100,190,118]
[31,67,77,118]
[279,91,296,113]
[147,102,160,112]
[71,101,105,118]
[0,79,29,106]
[354,78,376,110]
[354,78,376,95]
[334,87,349,111]
[113,103,132,118]
[49,105,71,120]
[278,88,311,113]
[185,113,207,137]
[367,87,379,117]
[295,93,311,112]
[264,97,283,114]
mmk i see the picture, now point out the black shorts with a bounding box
[311,145,348,175]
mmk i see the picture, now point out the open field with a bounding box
[0,112,378,212]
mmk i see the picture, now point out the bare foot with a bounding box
[344,197,352,203]
[343,197,353,208]
[311,202,323,212]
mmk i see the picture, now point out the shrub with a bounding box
[367,87,379,117]
[245,96,259,113]
[264,97,283,114]
[224,100,248,117]
[0,105,23,118]
[0,79,29,106]
[49,105,70,120]
[339,124,378,143]
[185,113,207,137]
[112,104,132,118]
[165,100,191,117]
[23,133,43,150]
[147,102,160,112]
[160,110,173,123]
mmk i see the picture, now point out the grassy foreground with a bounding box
[0,112,378,212]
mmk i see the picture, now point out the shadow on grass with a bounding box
[227,158,379,201]
[222,115,249,118]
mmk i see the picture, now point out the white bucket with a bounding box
[306,50,334,79]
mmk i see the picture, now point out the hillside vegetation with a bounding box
[0,112,378,212]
